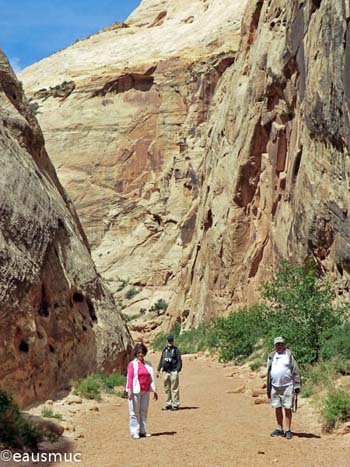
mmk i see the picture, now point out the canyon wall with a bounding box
[20,0,350,332]
[0,50,132,407]
[20,0,247,334]
[173,0,350,326]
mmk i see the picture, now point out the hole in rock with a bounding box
[19,340,29,352]
[39,285,50,317]
[87,298,98,322]
[73,292,85,303]
[204,209,213,231]
[293,149,302,181]
[337,263,343,276]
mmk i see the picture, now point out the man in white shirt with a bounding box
[266,336,301,439]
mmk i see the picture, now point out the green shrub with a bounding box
[172,322,219,354]
[320,322,350,361]
[30,102,40,115]
[305,362,329,387]
[125,287,141,300]
[73,377,101,400]
[262,260,344,365]
[301,386,314,398]
[302,358,350,402]
[41,406,63,420]
[215,304,266,362]
[321,388,350,432]
[171,321,181,336]
[93,373,126,393]
[0,391,43,450]
[152,322,218,354]
[249,358,264,371]
[73,373,126,400]
[117,278,128,292]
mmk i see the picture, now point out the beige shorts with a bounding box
[271,384,294,409]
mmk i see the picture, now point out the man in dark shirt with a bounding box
[156,335,182,410]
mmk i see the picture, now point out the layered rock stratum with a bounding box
[0,51,132,407]
[20,0,350,331]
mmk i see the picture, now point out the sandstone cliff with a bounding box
[172,0,350,326]
[20,0,350,332]
[20,0,247,334]
[0,50,132,407]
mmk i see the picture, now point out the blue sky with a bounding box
[0,0,141,72]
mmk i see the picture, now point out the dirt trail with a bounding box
[10,353,350,467]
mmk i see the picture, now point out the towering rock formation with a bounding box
[20,0,247,332]
[173,0,350,326]
[0,51,132,407]
[20,0,350,331]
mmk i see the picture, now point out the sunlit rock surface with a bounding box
[20,0,350,332]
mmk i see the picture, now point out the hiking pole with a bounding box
[293,392,298,413]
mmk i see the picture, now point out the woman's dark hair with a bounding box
[133,342,148,357]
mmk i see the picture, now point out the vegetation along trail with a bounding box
[19,353,350,467]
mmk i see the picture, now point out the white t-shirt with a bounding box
[270,350,292,387]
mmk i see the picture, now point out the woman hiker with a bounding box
[126,342,158,439]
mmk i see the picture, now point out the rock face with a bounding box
[19,0,247,332]
[20,0,350,331]
[172,0,350,326]
[0,50,132,407]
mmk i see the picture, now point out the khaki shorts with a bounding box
[271,384,294,409]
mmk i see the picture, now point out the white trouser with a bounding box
[128,391,150,436]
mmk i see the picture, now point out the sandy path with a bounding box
[6,353,350,467]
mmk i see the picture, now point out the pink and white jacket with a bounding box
[126,359,157,394]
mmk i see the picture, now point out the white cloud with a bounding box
[9,56,22,73]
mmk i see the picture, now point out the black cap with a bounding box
[166,335,174,341]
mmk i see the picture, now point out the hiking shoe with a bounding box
[131,434,140,440]
[271,429,284,437]
[140,433,152,438]
[163,405,172,410]
[285,430,293,439]
[171,406,179,411]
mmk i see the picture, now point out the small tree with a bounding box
[30,102,40,115]
[125,287,141,300]
[150,299,168,316]
[262,260,344,364]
